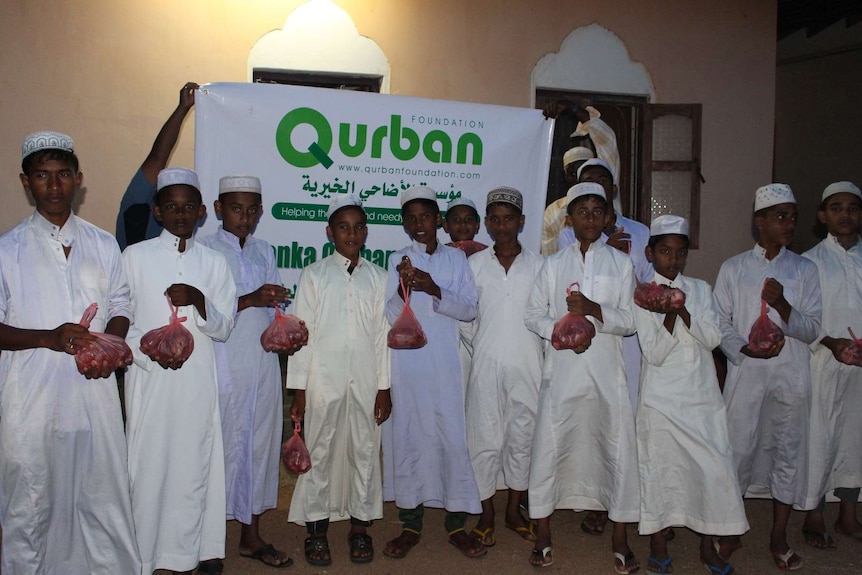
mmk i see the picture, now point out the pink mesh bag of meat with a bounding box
[634,281,686,311]
[74,303,133,376]
[449,240,487,257]
[839,327,862,366]
[551,282,597,351]
[748,300,785,353]
[140,294,195,364]
[387,276,428,349]
[281,420,312,474]
[260,303,308,353]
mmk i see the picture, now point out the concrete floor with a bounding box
[155,475,862,575]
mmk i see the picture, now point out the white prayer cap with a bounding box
[327,193,363,221]
[446,197,478,213]
[577,158,614,182]
[822,181,862,202]
[219,175,261,195]
[487,186,523,211]
[566,182,606,207]
[400,185,438,207]
[22,131,74,160]
[754,183,795,212]
[650,214,690,238]
[563,146,594,168]
[157,167,200,192]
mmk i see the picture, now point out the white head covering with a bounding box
[577,158,614,182]
[563,146,594,168]
[754,183,795,212]
[157,168,200,192]
[327,193,363,220]
[487,186,523,211]
[650,214,690,237]
[219,175,261,195]
[22,131,74,160]
[822,181,862,202]
[400,185,438,207]
[446,197,478,215]
[566,182,606,207]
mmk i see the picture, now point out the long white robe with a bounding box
[714,244,821,508]
[634,271,749,536]
[199,228,282,524]
[382,240,481,513]
[803,234,862,508]
[463,246,544,500]
[287,253,389,524]
[525,240,639,522]
[0,213,141,575]
[123,230,236,574]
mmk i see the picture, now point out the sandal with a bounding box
[802,527,836,550]
[195,560,224,574]
[647,556,673,574]
[348,532,374,564]
[614,551,640,574]
[448,528,487,558]
[773,548,803,571]
[239,543,293,568]
[471,526,496,547]
[383,530,421,559]
[304,534,332,567]
[529,546,553,567]
[581,511,608,536]
[703,561,735,575]
[505,520,537,542]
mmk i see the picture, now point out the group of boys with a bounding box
[0,122,860,575]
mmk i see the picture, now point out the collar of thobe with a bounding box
[491,244,522,261]
[653,271,682,288]
[158,228,195,253]
[410,238,439,255]
[573,238,601,254]
[752,243,785,262]
[216,226,255,252]
[31,211,77,248]
[827,232,861,253]
[335,252,362,272]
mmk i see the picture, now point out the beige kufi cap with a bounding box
[822,181,862,202]
[219,175,261,195]
[487,186,523,211]
[400,185,438,207]
[563,146,594,168]
[566,182,606,207]
[157,168,200,192]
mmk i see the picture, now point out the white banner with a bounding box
[195,83,553,295]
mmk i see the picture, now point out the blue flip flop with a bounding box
[647,555,673,574]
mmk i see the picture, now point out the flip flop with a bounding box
[614,551,640,574]
[703,561,734,575]
[195,560,224,574]
[471,526,496,547]
[348,532,374,564]
[239,543,294,568]
[773,548,803,571]
[505,520,538,542]
[801,527,836,550]
[647,556,673,574]
[383,530,421,559]
[529,546,553,568]
[581,512,608,536]
[448,528,487,558]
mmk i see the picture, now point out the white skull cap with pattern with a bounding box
[446,197,478,213]
[219,175,261,195]
[563,146,594,168]
[754,183,795,212]
[577,158,614,182]
[157,168,200,192]
[487,186,523,211]
[822,181,862,202]
[566,182,606,207]
[650,214,690,238]
[400,185,438,207]
[327,193,363,221]
[22,131,74,160]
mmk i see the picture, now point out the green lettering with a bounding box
[423,130,452,163]
[456,132,483,165]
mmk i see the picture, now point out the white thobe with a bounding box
[803,234,862,508]
[123,230,236,574]
[634,271,749,536]
[287,253,389,524]
[714,244,821,507]
[382,240,481,513]
[199,228,282,524]
[560,214,650,411]
[525,240,639,522]
[463,247,544,500]
[0,213,140,575]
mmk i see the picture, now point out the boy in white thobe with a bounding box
[713,184,821,571]
[801,181,862,548]
[634,215,748,575]
[288,195,390,566]
[463,187,543,548]
[382,186,484,560]
[199,175,292,568]
[0,132,140,575]
[525,182,639,573]
[124,168,236,575]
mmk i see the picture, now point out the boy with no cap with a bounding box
[463,187,544,548]
[287,194,391,566]
[713,184,821,571]
[634,215,749,575]
[382,185,485,560]
[123,168,237,574]
[198,175,293,569]
[0,132,141,574]
[525,182,640,573]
